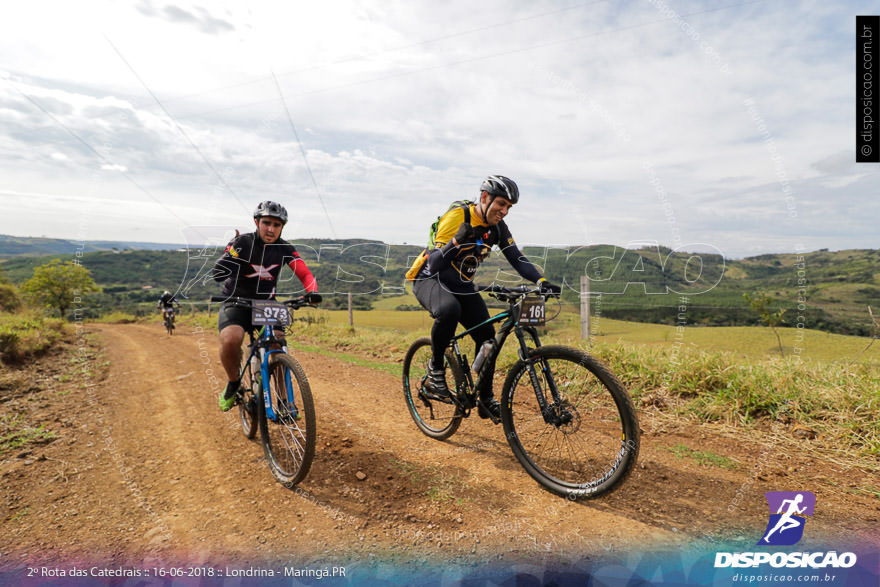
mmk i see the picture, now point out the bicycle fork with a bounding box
[514,331,573,427]
[261,348,300,422]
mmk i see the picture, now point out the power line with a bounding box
[271,71,336,239]
[104,35,250,214]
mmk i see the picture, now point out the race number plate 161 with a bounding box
[520,298,546,326]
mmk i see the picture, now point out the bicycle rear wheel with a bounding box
[402,337,464,440]
[501,345,639,498]
[258,353,316,488]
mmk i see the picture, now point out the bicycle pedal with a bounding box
[419,388,454,404]
[417,390,433,407]
[476,398,501,424]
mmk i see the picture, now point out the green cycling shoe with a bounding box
[219,381,240,412]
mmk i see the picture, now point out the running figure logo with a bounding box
[759,491,816,546]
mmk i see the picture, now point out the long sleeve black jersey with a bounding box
[212,231,317,299]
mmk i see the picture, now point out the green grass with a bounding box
[288,340,402,377]
[306,306,879,364]
[665,444,739,470]
[0,415,57,452]
[318,308,435,331]
[0,310,68,364]
[370,293,420,310]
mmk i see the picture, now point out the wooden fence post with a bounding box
[580,275,590,341]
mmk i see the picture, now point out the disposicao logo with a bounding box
[714,490,858,569]
[759,491,815,546]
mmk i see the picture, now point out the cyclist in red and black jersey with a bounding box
[212,200,318,411]
[407,175,560,420]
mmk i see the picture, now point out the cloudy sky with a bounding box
[1,0,877,258]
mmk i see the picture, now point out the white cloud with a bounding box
[0,0,875,258]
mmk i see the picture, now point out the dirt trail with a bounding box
[1,323,878,569]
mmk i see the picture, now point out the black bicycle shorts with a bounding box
[217,303,253,333]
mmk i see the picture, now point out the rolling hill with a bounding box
[0,235,877,335]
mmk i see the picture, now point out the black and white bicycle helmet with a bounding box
[253,200,288,225]
[477,175,519,221]
[480,175,519,204]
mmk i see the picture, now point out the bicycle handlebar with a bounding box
[210,292,323,309]
[476,284,539,295]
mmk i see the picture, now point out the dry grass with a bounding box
[0,310,68,364]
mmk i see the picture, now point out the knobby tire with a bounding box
[239,358,258,440]
[402,337,464,440]
[501,345,639,499]
[258,353,316,488]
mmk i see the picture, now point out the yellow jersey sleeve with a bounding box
[432,206,468,248]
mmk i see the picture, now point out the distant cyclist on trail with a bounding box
[405,175,561,420]
[157,290,179,323]
[211,200,319,412]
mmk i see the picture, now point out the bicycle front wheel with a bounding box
[501,345,639,499]
[238,360,258,440]
[402,337,464,440]
[258,353,316,488]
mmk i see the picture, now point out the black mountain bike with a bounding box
[403,285,639,499]
[212,293,321,488]
[163,307,177,335]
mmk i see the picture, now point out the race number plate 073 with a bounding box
[252,300,290,327]
[519,297,546,326]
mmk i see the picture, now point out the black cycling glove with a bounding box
[440,222,477,256]
[453,222,476,245]
[538,279,561,296]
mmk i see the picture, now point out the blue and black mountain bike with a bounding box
[212,293,321,488]
[403,284,639,499]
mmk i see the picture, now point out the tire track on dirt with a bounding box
[94,324,357,561]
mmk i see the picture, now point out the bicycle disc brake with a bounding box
[543,400,580,432]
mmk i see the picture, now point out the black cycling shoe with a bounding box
[477,396,501,421]
[422,363,453,401]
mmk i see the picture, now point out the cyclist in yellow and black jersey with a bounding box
[410,198,537,293]
[407,175,560,420]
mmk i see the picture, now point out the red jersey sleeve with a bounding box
[288,255,318,293]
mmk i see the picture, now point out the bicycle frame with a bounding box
[446,286,571,425]
[240,325,297,423]
[446,289,548,403]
